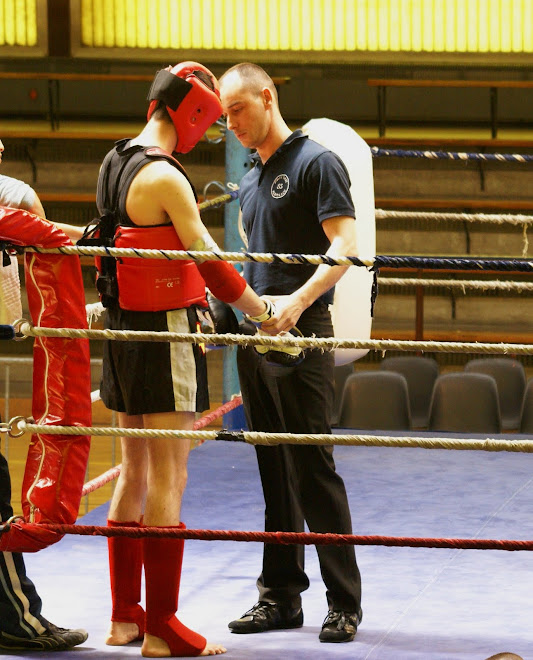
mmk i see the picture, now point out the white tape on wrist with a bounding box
[248,298,275,324]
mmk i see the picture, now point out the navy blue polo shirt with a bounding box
[239,130,355,306]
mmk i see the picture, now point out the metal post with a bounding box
[223,129,251,429]
[490,87,498,139]
[3,365,9,459]
[415,270,424,343]
[378,86,387,137]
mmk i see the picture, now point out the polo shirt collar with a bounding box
[249,129,308,168]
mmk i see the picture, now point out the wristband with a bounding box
[197,260,247,303]
[248,298,275,324]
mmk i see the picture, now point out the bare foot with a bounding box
[106,621,142,646]
[142,634,226,657]
[200,644,227,656]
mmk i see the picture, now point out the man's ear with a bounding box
[262,87,273,109]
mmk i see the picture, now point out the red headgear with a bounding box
[147,61,222,154]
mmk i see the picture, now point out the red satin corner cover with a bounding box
[0,207,91,552]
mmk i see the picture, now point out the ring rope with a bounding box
[196,186,533,229]
[7,419,533,453]
[371,146,533,163]
[191,185,533,229]
[14,321,533,355]
[200,188,533,228]
[197,190,239,211]
[376,208,533,225]
[200,187,533,230]
[27,523,533,552]
[17,245,533,274]
[23,245,374,267]
[378,277,533,292]
[81,396,243,497]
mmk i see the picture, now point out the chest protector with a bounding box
[82,140,206,311]
[114,224,206,311]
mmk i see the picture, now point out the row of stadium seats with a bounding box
[333,356,532,434]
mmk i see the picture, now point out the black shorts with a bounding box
[100,305,209,415]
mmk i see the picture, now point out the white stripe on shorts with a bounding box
[166,309,197,412]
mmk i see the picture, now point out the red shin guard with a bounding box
[143,524,206,657]
[107,519,145,636]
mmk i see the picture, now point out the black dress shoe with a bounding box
[319,608,363,643]
[228,601,303,634]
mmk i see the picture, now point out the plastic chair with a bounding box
[464,358,526,431]
[337,371,411,430]
[428,372,502,433]
[519,378,533,434]
[331,363,354,427]
[380,356,439,429]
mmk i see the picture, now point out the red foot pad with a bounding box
[147,616,206,657]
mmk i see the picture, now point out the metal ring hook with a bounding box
[7,416,27,438]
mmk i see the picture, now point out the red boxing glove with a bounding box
[197,260,246,304]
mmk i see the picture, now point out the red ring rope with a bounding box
[81,396,243,497]
[34,523,533,552]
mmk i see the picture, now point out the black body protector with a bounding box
[79,139,196,308]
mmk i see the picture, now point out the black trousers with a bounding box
[0,451,47,637]
[237,303,362,612]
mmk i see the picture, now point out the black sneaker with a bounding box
[47,623,88,648]
[228,601,303,634]
[0,624,88,651]
[319,608,363,643]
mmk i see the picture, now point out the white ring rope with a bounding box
[379,277,533,292]
[15,321,533,355]
[7,418,533,453]
[24,245,375,268]
[376,209,533,226]
[376,208,532,257]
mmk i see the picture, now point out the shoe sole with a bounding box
[0,641,68,651]
[229,619,303,634]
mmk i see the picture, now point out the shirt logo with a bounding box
[271,174,289,199]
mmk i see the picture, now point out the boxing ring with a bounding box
[17,431,533,659]
[2,138,533,659]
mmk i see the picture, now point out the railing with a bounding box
[367,78,533,138]
[0,72,290,131]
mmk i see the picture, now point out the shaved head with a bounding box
[220,62,278,104]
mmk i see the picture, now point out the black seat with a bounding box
[464,358,526,431]
[337,371,411,430]
[519,378,533,434]
[380,356,439,429]
[428,372,501,433]
[331,363,354,427]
